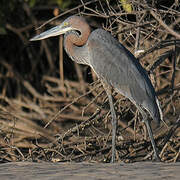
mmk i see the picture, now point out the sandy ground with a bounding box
[0,162,179,180]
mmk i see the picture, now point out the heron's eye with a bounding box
[64,22,69,26]
[76,30,81,36]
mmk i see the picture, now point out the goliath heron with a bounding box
[30,15,163,162]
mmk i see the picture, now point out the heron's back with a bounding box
[87,29,162,124]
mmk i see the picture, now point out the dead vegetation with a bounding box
[0,0,180,163]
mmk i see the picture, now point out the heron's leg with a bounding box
[106,90,117,163]
[144,119,160,161]
[138,107,160,161]
[102,83,117,163]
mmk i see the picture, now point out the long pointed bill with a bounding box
[30,25,73,41]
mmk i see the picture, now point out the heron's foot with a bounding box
[111,148,117,163]
[111,155,115,163]
[152,154,161,162]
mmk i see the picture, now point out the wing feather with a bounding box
[87,29,161,123]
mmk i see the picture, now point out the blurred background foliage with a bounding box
[0,0,74,34]
[0,0,80,96]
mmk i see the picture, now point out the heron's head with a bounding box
[30,16,89,41]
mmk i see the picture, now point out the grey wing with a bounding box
[87,29,159,120]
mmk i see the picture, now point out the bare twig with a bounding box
[150,10,180,39]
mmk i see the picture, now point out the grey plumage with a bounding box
[63,28,162,125]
